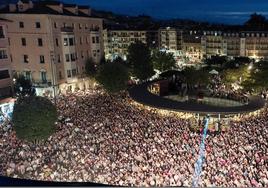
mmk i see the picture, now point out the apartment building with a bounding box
[146,30,159,49]
[182,30,203,64]
[159,27,183,51]
[0,18,13,99]
[0,0,103,95]
[201,30,268,60]
[201,31,227,58]
[223,32,241,58]
[103,29,146,60]
[242,31,268,60]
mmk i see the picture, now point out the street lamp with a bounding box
[50,51,57,105]
[248,63,253,71]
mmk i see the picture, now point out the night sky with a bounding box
[61,0,268,24]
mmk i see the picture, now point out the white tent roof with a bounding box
[209,69,219,75]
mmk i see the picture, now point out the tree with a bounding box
[99,55,107,65]
[244,13,268,30]
[96,62,129,93]
[182,67,210,86]
[242,61,268,92]
[12,96,57,142]
[152,50,176,72]
[85,58,97,77]
[127,41,154,80]
[112,56,128,67]
[14,75,36,97]
[223,57,251,69]
[222,65,250,84]
[205,55,228,68]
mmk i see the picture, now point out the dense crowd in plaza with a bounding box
[0,87,268,187]
[208,75,249,103]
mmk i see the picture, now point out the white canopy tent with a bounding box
[209,69,219,75]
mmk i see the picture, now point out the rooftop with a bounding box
[0,0,92,18]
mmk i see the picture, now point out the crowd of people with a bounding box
[208,75,249,104]
[0,87,267,186]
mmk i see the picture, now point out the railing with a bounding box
[61,27,74,32]
[89,27,100,32]
[33,79,52,87]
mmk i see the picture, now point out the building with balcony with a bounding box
[0,0,103,95]
[201,31,227,58]
[103,29,146,60]
[0,18,13,99]
[242,31,268,60]
[146,30,159,49]
[159,27,183,51]
[182,30,203,64]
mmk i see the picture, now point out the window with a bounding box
[59,71,62,79]
[40,71,47,82]
[19,21,24,28]
[0,50,8,59]
[58,54,61,63]
[36,22,41,28]
[63,22,66,28]
[0,26,4,38]
[92,37,95,43]
[80,37,82,44]
[69,38,74,46]
[56,38,59,46]
[40,55,45,63]
[21,38,26,46]
[79,24,82,29]
[64,38,68,46]
[96,36,99,43]
[70,53,76,61]
[65,54,70,62]
[0,70,10,80]
[81,51,84,58]
[38,38,43,46]
[72,69,76,76]
[25,71,31,80]
[54,22,57,28]
[23,55,29,63]
[18,4,23,11]
[67,70,71,78]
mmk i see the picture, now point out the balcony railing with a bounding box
[61,27,74,33]
[89,27,100,32]
[33,79,52,87]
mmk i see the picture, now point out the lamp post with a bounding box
[50,51,57,105]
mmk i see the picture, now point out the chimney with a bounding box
[29,0,33,9]
[59,3,63,14]
[17,0,24,12]
[9,4,17,12]
[75,6,78,15]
